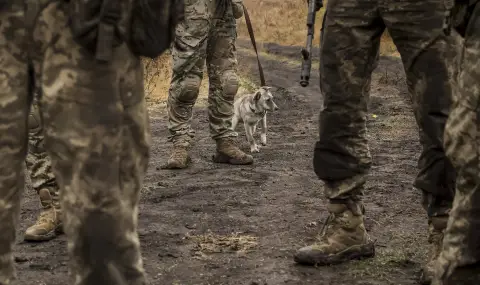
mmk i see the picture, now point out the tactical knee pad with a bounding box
[177,74,202,103]
[221,70,239,98]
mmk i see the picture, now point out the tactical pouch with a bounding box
[68,0,124,62]
[231,0,244,19]
[128,0,185,59]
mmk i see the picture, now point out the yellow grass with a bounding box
[145,0,397,101]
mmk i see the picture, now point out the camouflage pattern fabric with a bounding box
[433,3,480,284]
[0,1,150,284]
[26,99,60,204]
[313,0,456,218]
[167,0,239,146]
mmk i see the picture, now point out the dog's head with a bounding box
[253,86,279,112]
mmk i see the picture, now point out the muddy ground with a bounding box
[17,40,429,285]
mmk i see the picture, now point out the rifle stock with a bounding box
[300,0,322,87]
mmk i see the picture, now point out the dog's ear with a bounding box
[254,91,261,101]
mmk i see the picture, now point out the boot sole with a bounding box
[294,242,375,266]
[212,153,254,165]
[24,227,64,242]
[24,231,57,242]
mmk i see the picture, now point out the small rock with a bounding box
[191,207,201,212]
[14,256,29,263]
[185,223,197,229]
[29,263,52,271]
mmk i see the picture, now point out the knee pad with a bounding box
[176,74,202,103]
[221,70,239,98]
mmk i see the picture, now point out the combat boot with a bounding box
[162,143,191,169]
[24,188,63,241]
[212,137,254,165]
[294,200,375,265]
[420,216,448,284]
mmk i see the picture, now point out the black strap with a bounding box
[242,4,266,87]
[249,102,267,115]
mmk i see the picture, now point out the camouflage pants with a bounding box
[433,3,480,284]
[167,0,239,146]
[313,0,456,218]
[0,2,150,285]
[26,99,59,206]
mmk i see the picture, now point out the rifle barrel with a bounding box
[300,0,317,87]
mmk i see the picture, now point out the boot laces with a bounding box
[37,208,56,224]
[320,213,336,237]
[171,146,187,160]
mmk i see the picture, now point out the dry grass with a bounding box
[187,232,258,259]
[145,0,398,101]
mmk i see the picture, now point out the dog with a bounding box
[232,86,279,153]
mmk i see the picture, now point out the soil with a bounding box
[16,39,429,285]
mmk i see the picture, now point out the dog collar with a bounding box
[250,104,266,115]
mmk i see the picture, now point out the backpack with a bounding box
[0,0,10,10]
[68,0,184,61]
[129,0,185,59]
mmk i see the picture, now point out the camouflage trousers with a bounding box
[433,3,480,284]
[167,0,239,146]
[313,0,456,218]
[26,100,59,205]
[0,2,150,285]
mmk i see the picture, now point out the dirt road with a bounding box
[16,40,429,285]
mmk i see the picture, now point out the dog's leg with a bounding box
[232,114,239,130]
[260,114,267,146]
[244,121,259,153]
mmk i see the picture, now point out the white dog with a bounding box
[232,86,279,153]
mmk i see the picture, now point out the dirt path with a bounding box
[16,41,429,285]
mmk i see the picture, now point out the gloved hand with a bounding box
[232,0,244,19]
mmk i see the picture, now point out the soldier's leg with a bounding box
[382,1,456,282]
[207,4,253,165]
[294,0,383,266]
[0,3,30,284]
[24,99,62,241]
[37,3,148,284]
[162,0,211,169]
[434,4,480,284]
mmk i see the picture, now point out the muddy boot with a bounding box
[212,137,253,165]
[294,200,375,265]
[24,189,62,242]
[420,216,448,284]
[162,144,191,169]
